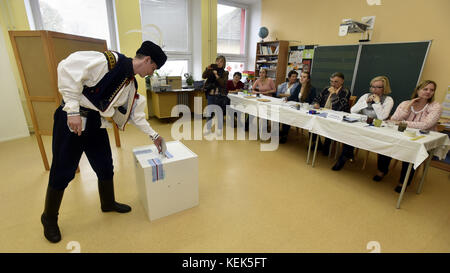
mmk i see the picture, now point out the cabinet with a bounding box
[9,30,121,170]
[147,89,206,119]
[255,40,289,87]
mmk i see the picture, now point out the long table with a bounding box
[228,93,450,209]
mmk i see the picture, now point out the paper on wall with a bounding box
[339,25,349,36]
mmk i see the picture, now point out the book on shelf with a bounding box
[259,44,281,55]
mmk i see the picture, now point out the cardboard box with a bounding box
[166,76,182,90]
[133,141,199,221]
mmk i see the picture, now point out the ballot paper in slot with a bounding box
[133,141,199,221]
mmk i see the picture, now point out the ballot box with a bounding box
[133,141,199,221]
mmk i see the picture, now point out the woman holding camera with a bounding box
[202,55,229,134]
[374,80,442,193]
[332,76,394,170]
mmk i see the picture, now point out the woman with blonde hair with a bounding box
[332,75,394,171]
[350,75,394,120]
[202,55,229,134]
[373,80,442,192]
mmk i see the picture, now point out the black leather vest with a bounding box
[82,51,136,112]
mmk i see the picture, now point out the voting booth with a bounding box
[133,141,199,221]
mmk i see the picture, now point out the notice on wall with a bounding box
[441,86,450,119]
[339,25,349,36]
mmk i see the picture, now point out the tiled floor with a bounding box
[0,118,449,253]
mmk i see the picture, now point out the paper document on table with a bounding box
[410,135,426,141]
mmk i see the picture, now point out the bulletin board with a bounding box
[9,30,121,170]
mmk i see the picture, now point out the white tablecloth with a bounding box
[228,93,450,169]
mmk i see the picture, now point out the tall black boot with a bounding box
[98,179,131,213]
[41,186,64,243]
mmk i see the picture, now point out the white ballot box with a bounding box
[133,141,199,221]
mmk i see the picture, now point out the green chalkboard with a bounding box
[310,45,359,92]
[352,41,430,112]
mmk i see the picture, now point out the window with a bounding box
[139,0,191,77]
[217,2,247,79]
[26,0,119,50]
[158,60,188,78]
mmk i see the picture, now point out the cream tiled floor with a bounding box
[0,118,449,253]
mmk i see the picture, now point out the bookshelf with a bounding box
[255,40,289,87]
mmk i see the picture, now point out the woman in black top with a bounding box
[280,71,317,143]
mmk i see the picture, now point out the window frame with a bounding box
[217,0,249,70]
[25,0,120,51]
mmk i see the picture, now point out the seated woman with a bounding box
[227,72,244,94]
[374,80,442,193]
[312,72,351,155]
[332,76,394,170]
[279,71,317,143]
[252,68,276,96]
[226,72,245,126]
[276,70,299,98]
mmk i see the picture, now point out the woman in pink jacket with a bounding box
[252,68,276,96]
[374,80,443,193]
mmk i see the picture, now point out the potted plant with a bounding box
[184,73,194,87]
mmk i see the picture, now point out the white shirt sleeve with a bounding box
[128,94,158,138]
[372,96,394,120]
[57,51,109,114]
[350,93,394,120]
[350,93,369,114]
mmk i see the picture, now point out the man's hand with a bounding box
[153,136,163,153]
[68,115,82,136]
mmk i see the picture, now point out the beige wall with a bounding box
[0,0,32,130]
[114,0,148,102]
[261,0,450,103]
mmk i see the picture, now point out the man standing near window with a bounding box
[41,41,167,243]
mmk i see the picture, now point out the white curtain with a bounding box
[140,0,189,52]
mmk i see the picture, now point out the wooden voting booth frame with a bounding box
[9,30,121,171]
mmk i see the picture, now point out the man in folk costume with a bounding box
[41,41,167,243]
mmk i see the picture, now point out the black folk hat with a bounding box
[136,41,167,69]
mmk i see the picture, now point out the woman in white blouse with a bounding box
[350,76,394,120]
[332,76,394,171]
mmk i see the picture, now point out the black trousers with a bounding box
[377,154,415,184]
[280,124,290,139]
[206,95,226,130]
[340,144,355,159]
[48,106,114,190]
[310,134,331,152]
